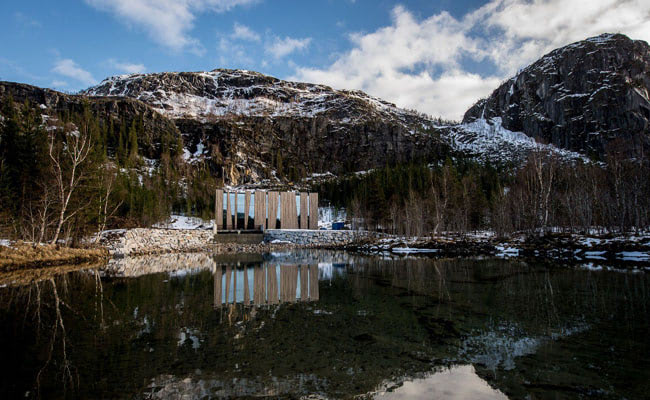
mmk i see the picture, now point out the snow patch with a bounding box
[153,215,213,230]
[453,117,585,163]
[391,247,439,254]
[617,251,649,262]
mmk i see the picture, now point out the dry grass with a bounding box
[0,242,108,271]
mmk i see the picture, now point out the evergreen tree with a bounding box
[128,119,139,162]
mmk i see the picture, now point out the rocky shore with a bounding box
[340,232,650,269]
[99,227,379,258]
[3,228,648,273]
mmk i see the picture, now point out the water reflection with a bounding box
[375,365,508,400]
[0,252,647,399]
[213,264,320,307]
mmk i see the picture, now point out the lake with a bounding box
[0,250,648,399]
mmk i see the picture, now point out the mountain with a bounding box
[4,33,647,189]
[463,33,650,159]
[0,81,179,161]
[81,68,589,184]
[82,69,452,185]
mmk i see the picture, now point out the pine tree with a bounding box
[128,119,139,163]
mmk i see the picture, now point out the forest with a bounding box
[1,95,649,245]
[0,97,216,245]
[318,143,650,237]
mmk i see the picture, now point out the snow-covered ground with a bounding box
[353,230,650,269]
[318,206,347,229]
[151,209,345,231]
[153,215,214,230]
[617,251,650,262]
[495,245,521,258]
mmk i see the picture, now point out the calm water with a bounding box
[0,251,648,399]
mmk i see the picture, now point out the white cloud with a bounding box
[293,1,650,120]
[218,37,253,66]
[107,59,146,74]
[470,0,650,75]
[50,80,68,88]
[231,22,260,42]
[266,36,311,59]
[84,0,259,53]
[52,59,96,86]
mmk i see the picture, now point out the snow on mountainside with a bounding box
[82,69,580,167]
[83,69,425,126]
[82,69,454,182]
[452,117,585,163]
[464,33,650,159]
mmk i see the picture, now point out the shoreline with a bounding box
[0,242,108,272]
[335,232,650,269]
[2,229,649,273]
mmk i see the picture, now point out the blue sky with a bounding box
[2,0,649,119]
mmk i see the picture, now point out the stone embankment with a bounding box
[263,229,381,246]
[102,228,381,258]
[102,228,215,257]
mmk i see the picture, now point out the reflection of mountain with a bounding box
[213,264,319,307]
[0,251,647,399]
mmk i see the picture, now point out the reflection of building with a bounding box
[213,264,320,307]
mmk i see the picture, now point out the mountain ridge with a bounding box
[5,33,647,187]
[463,33,650,158]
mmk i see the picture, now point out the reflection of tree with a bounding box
[93,270,105,329]
[0,268,108,397]
[36,278,77,396]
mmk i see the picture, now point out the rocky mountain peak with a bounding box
[82,69,418,127]
[463,33,650,158]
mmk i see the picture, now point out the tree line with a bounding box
[0,97,217,245]
[2,93,648,244]
[318,144,650,237]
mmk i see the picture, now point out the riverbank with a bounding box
[3,228,649,273]
[0,241,108,272]
[99,228,316,258]
[340,231,650,269]
[99,227,379,258]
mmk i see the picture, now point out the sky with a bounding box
[1,0,649,120]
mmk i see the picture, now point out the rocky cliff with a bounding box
[0,81,179,160]
[463,33,650,158]
[82,69,452,184]
[6,33,647,188]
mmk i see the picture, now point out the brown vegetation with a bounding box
[0,242,107,271]
[0,260,104,287]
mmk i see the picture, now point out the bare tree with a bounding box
[95,165,122,243]
[533,150,557,232]
[429,164,452,234]
[48,123,93,244]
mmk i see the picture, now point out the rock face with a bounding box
[83,69,451,183]
[0,81,180,160]
[5,33,649,187]
[463,33,650,158]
